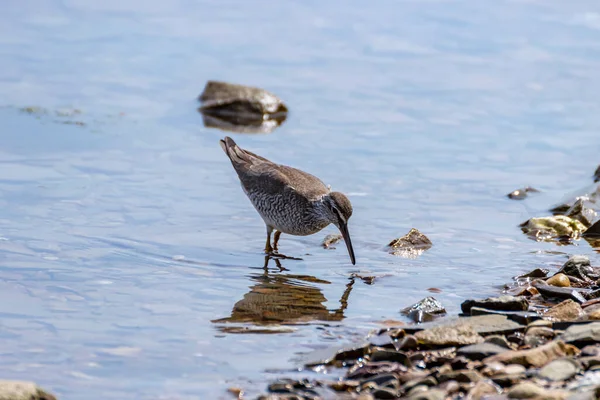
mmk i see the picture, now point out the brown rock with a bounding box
[483,340,579,368]
[466,379,501,400]
[544,299,584,321]
[414,323,483,347]
[0,381,57,400]
[546,273,571,287]
[585,307,600,320]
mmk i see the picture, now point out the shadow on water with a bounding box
[211,256,355,333]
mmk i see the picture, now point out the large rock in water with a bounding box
[198,81,288,133]
[0,381,57,400]
[388,228,432,259]
[520,215,587,240]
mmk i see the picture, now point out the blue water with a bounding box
[1,1,600,398]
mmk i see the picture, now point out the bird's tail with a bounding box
[219,136,269,165]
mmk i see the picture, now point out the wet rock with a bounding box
[461,296,529,314]
[467,380,502,400]
[414,323,483,347]
[0,381,57,400]
[546,273,571,287]
[532,282,588,303]
[199,81,287,116]
[507,187,540,200]
[267,379,321,397]
[520,215,587,240]
[401,376,437,393]
[346,361,407,381]
[401,297,446,323]
[457,343,511,360]
[560,322,600,346]
[538,357,580,381]
[544,300,584,321]
[516,268,549,279]
[566,199,597,228]
[321,234,342,249]
[594,165,600,183]
[469,307,540,325]
[558,256,597,282]
[484,340,579,367]
[369,349,411,367]
[388,228,432,258]
[583,219,600,238]
[396,335,419,351]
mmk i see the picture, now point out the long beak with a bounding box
[338,222,356,265]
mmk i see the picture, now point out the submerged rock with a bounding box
[461,296,529,314]
[198,81,288,134]
[401,297,446,323]
[0,381,57,400]
[388,228,432,258]
[507,187,539,200]
[520,215,587,240]
[321,234,342,249]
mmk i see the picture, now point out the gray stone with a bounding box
[558,255,596,281]
[516,268,549,279]
[461,296,529,314]
[506,381,546,398]
[457,343,511,361]
[0,381,56,400]
[538,358,580,381]
[566,370,600,391]
[401,297,446,316]
[533,282,589,303]
[199,81,287,116]
[437,369,483,383]
[560,322,600,346]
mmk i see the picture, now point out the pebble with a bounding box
[538,358,580,381]
[546,273,571,287]
[466,379,501,400]
[560,322,600,346]
[544,299,584,321]
[507,381,546,399]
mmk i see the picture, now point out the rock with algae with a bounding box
[520,215,587,240]
[388,228,432,258]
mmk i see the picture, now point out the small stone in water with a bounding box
[507,186,539,200]
[388,228,432,258]
[516,268,549,279]
[401,297,446,316]
[546,273,571,287]
[322,234,342,249]
[461,295,529,314]
[595,165,600,182]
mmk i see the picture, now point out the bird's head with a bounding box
[323,191,355,265]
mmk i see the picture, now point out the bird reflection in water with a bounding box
[212,256,355,333]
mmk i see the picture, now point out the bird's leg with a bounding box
[264,225,274,254]
[273,230,282,252]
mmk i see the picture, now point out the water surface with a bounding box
[1,1,600,398]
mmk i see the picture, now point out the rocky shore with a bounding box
[255,255,600,400]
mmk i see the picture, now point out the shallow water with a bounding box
[1,0,600,398]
